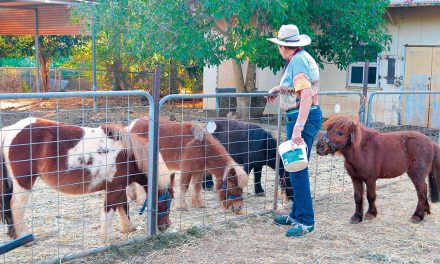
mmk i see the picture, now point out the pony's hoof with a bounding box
[173,205,188,211]
[173,202,188,211]
[350,215,362,224]
[121,226,136,234]
[103,232,120,241]
[192,202,205,208]
[255,192,266,197]
[410,216,422,223]
[364,213,376,221]
[23,240,36,247]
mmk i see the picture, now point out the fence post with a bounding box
[92,13,97,109]
[147,66,161,236]
[273,102,282,211]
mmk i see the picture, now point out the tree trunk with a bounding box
[39,55,51,93]
[111,56,127,91]
[169,60,179,94]
[231,60,250,118]
[231,61,261,119]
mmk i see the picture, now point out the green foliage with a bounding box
[0,36,34,58]
[0,35,88,63]
[22,80,31,93]
[74,0,391,72]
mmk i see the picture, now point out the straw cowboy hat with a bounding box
[267,24,311,47]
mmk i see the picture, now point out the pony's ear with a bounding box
[350,121,362,148]
[228,167,237,177]
[101,124,124,140]
[170,173,175,186]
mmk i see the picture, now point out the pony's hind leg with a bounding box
[173,172,190,210]
[409,174,430,223]
[364,180,378,220]
[9,178,32,240]
[253,166,265,196]
[190,173,205,208]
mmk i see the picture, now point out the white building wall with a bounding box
[203,7,440,116]
[203,65,218,110]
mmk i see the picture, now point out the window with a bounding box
[348,61,379,88]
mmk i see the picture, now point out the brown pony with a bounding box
[316,115,440,223]
[129,118,248,213]
[0,117,175,243]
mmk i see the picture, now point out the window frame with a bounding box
[347,60,379,88]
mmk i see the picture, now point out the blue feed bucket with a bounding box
[278,140,308,172]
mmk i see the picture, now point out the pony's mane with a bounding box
[101,123,171,188]
[323,115,359,132]
[190,122,248,188]
[323,115,363,150]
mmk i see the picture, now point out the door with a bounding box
[430,47,440,128]
[403,46,440,129]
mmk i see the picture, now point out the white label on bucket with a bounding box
[206,121,217,134]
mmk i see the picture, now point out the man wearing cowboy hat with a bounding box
[267,24,323,237]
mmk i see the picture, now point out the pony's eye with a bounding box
[338,131,344,136]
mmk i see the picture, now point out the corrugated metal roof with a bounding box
[0,1,92,35]
[389,0,440,7]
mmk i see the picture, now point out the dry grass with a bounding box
[77,179,440,264]
[1,96,439,263]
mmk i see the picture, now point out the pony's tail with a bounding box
[429,143,440,203]
[0,136,14,237]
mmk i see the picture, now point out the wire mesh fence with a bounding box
[0,89,437,263]
[367,91,440,143]
[310,92,363,201]
[0,91,155,263]
[0,67,156,93]
[154,93,280,231]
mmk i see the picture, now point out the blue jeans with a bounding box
[285,106,323,226]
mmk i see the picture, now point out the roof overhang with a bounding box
[389,0,440,8]
[0,1,93,35]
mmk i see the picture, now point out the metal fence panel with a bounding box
[0,91,153,263]
[310,92,364,202]
[367,91,440,143]
[3,89,437,262]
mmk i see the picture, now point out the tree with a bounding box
[0,35,88,92]
[76,0,391,117]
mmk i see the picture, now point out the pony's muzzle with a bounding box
[316,140,326,155]
[231,205,242,212]
[158,220,171,231]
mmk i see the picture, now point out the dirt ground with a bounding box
[1,96,439,263]
[78,178,440,264]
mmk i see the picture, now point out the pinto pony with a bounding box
[0,117,174,242]
[129,118,248,213]
[316,116,440,223]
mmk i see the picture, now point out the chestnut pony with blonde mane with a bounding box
[0,117,174,243]
[129,118,248,213]
[316,115,440,223]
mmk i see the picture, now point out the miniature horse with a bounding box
[316,116,440,223]
[129,118,248,213]
[203,119,293,201]
[0,117,174,242]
